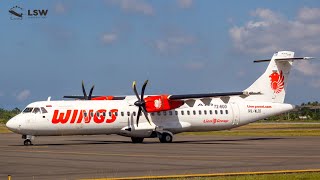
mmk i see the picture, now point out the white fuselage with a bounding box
[6,95,295,138]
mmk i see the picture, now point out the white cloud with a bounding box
[229,7,320,55]
[55,2,66,14]
[294,61,320,76]
[16,90,31,101]
[153,35,196,54]
[177,0,193,9]
[107,0,154,15]
[298,7,320,23]
[101,33,117,44]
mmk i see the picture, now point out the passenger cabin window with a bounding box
[169,111,172,116]
[41,107,48,113]
[109,112,112,116]
[215,110,218,114]
[151,112,155,116]
[157,112,161,116]
[187,110,190,115]
[163,111,166,116]
[193,110,196,115]
[103,112,106,117]
[175,111,178,115]
[209,110,212,115]
[133,112,136,116]
[23,107,33,113]
[33,108,41,114]
[220,110,223,114]
[181,111,184,115]
[127,112,130,116]
[204,110,207,115]
[198,110,201,115]
[225,110,229,114]
[121,112,124,116]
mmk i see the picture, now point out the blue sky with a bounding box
[1,0,320,109]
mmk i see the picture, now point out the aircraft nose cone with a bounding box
[6,118,18,132]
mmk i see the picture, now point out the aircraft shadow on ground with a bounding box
[9,137,286,146]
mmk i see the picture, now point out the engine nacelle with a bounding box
[144,95,184,112]
[92,96,115,100]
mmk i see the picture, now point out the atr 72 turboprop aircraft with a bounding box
[6,51,315,145]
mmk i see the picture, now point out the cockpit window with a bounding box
[41,107,48,113]
[23,107,34,113]
[33,108,41,114]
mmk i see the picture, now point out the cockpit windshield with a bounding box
[33,108,41,114]
[23,107,33,113]
[22,107,48,114]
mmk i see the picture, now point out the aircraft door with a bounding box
[230,102,240,125]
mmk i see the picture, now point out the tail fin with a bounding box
[244,51,295,103]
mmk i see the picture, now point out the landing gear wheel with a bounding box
[23,139,33,146]
[159,133,173,143]
[131,137,144,143]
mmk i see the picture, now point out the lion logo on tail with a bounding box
[269,71,284,94]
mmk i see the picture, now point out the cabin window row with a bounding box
[86,109,229,118]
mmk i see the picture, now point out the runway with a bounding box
[1,134,320,180]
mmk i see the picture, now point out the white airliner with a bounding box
[6,51,315,145]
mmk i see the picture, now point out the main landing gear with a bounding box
[159,132,173,143]
[22,135,34,146]
[130,131,173,143]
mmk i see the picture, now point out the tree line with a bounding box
[0,101,320,124]
[0,108,21,124]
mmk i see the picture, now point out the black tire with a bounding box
[131,137,144,143]
[159,133,173,143]
[24,139,32,146]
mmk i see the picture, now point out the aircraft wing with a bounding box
[63,95,126,100]
[168,91,246,100]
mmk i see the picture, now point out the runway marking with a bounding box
[2,149,320,159]
[81,169,320,180]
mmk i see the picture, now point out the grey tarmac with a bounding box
[0,134,320,180]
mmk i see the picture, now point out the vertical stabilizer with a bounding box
[244,51,294,103]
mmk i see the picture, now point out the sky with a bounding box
[1,0,320,109]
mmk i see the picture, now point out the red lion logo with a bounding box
[269,71,284,94]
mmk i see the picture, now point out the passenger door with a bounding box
[230,102,240,125]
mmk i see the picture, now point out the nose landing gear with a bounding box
[22,135,34,146]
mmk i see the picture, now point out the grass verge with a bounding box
[0,124,10,133]
[174,172,320,180]
[181,123,320,136]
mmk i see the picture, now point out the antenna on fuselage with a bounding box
[47,96,51,101]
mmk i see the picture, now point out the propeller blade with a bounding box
[140,80,148,100]
[142,108,151,125]
[132,81,141,101]
[88,85,95,100]
[136,106,142,127]
[82,80,88,100]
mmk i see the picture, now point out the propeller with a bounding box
[132,80,151,126]
[82,80,95,100]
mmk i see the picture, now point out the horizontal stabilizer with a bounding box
[254,57,315,63]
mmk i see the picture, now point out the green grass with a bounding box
[170,172,320,180]
[0,124,10,133]
[181,123,320,136]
